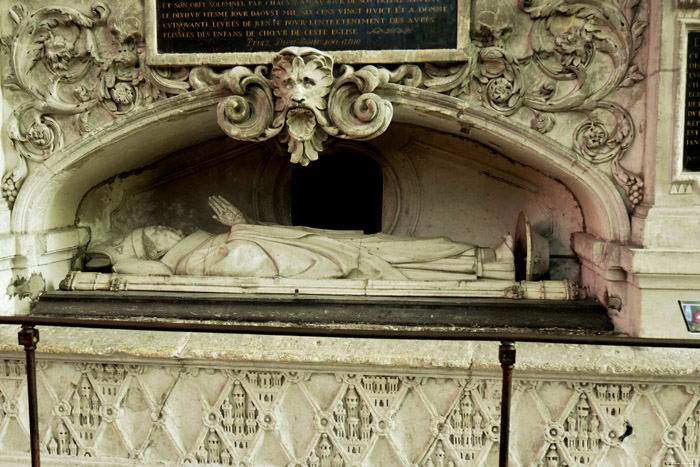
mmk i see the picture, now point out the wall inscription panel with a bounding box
[145,0,468,65]
[685,31,700,171]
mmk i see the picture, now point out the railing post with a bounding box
[499,340,516,467]
[18,325,40,467]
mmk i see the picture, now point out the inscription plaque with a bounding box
[145,0,469,65]
[684,31,700,171]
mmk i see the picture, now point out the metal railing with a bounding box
[3,314,700,467]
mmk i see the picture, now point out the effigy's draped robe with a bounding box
[164,224,479,281]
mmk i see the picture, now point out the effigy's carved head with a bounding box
[271,47,334,115]
[86,226,184,268]
[141,226,185,260]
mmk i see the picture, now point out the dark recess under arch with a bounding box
[291,153,383,234]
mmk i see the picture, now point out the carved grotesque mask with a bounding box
[43,32,77,72]
[473,1,515,44]
[272,47,334,115]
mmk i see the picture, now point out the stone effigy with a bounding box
[85,196,516,282]
[63,196,578,299]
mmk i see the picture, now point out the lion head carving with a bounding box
[272,47,334,116]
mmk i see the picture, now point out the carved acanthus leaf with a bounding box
[619,65,645,88]
[328,65,393,141]
[531,111,556,134]
[1,2,191,207]
[217,66,277,141]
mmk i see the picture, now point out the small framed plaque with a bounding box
[145,0,469,66]
[679,301,700,332]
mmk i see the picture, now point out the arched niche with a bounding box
[77,122,585,279]
[12,86,629,249]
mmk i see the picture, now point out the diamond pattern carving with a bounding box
[0,357,699,465]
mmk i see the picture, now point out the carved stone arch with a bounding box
[382,85,631,242]
[11,90,226,234]
[12,85,629,245]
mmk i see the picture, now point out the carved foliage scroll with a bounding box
[191,47,393,167]
[469,0,647,208]
[392,0,646,208]
[1,1,647,209]
[0,2,190,206]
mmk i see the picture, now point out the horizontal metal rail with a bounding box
[2,314,700,467]
[4,314,700,346]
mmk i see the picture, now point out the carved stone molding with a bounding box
[671,181,694,194]
[1,0,647,210]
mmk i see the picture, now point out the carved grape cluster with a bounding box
[625,178,644,206]
[2,177,19,205]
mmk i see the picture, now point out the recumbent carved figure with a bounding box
[85,196,519,282]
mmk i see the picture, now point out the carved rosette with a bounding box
[475,47,523,116]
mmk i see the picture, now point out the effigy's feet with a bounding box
[495,234,515,263]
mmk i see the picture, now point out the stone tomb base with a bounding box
[0,325,698,466]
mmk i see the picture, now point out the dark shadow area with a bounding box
[291,153,382,234]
